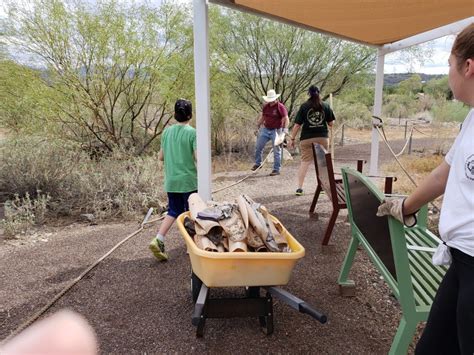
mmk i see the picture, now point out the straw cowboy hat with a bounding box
[262,89,280,103]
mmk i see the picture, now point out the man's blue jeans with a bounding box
[255,127,282,172]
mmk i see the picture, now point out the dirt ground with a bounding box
[0,136,454,354]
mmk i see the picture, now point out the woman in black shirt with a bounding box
[288,85,335,196]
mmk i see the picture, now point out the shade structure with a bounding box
[211,0,473,46]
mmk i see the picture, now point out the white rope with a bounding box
[376,126,419,187]
[212,148,274,194]
[393,127,414,157]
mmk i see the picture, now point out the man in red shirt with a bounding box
[251,89,289,176]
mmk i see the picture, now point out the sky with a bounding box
[0,1,454,75]
[385,36,454,75]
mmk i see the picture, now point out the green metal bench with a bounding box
[338,167,447,355]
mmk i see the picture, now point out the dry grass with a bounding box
[381,154,444,233]
[0,138,166,231]
[381,154,444,195]
[212,151,254,173]
[0,129,7,141]
[332,121,458,146]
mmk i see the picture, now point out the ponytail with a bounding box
[308,85,322,111]
[308,93,322,111]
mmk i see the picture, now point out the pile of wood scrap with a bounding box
[185,193,291,253]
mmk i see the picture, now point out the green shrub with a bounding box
[0,138,165,221]
[383,94,417,118]
[431,100,470,123]
[332,100,372,129]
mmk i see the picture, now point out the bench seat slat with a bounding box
[406,244,446,284]
[409,228,439,248]
[405,232,448,280]
[335,183,346,204]
[410,275,433,306]
[407,253,440,305]
[405,230,447,273]
[408,250,443,292]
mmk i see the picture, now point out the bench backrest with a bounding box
[312,144,365,207]
[312,144,336,203]
[341,167,416,311]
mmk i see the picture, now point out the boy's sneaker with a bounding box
[251,164,262,171]
[149,238,168,261]
[295,188,303,196]
[269,170,280,176]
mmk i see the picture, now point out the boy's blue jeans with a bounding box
[255,127,282,172]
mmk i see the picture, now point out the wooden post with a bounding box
[329,93,335,163]
[340,124,345,146]
[408,131,413,155]
[404,121,408,140]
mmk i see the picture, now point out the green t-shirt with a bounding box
[161,124,197,193]
[294,101,335,141]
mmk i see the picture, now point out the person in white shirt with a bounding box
[377,23,474,354]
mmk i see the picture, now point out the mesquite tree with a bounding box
[4,0,194,155]
[212,9,376,116]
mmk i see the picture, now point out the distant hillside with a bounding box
[383,73,446,86]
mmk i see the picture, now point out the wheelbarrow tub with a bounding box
[177,211,305,287]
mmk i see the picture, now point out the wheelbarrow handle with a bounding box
[192,283,209,326]
[299,302,327,324]
[265,287,327,324]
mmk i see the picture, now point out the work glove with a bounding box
[283,128,289,134]
[376,198,417,228]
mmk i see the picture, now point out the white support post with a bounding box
[369,48,385,176]
[193,0,212,200]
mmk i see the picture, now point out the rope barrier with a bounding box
[412,126,431,137]
[331,123,345,137]
[212,147,274,194]
[375,126,419,187]
[375,126,441,212]
[392,126,414,157]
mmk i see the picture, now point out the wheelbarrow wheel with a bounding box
[191,272,203,302]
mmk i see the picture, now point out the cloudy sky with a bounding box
[1,1,455,75]
[385,36,454,74]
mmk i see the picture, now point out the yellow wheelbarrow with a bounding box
[177,212,327,337]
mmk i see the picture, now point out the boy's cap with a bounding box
[175,99,192,122]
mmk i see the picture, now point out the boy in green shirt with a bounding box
[149,99,197,261]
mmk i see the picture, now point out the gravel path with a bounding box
[0,137,453,354]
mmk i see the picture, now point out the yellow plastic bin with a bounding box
[176,211,305,287]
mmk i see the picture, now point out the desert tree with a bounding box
[4,0,194,155]
[211,9,376,116]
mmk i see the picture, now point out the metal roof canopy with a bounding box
[193,0,474,199]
